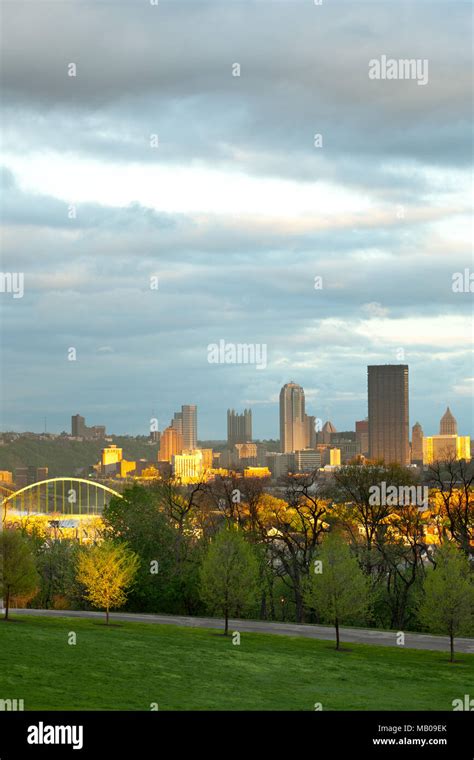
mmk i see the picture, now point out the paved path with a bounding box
[10,608,474,653]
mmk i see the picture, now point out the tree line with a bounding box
[1,461,473,660]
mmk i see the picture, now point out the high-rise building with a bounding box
[159,426,183,462]
[227,408,252,445]
[368,365,409,465]
[355,419,369,457]
[171,411,183,433]
[181,405,197,450]
[279,381,306,453]
[304,414,317,448]
[71,414,86,437]
[71,414,106,439]
[439,407,458,435]
[411,422,424,465]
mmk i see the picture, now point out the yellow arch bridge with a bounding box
[2,477,122,518]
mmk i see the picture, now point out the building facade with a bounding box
[181,405,197,450]
[439,407,458,435]
[227,408,252,445]
[411,422,424,464]
[355,419,369,457]
[368,364,410,466]
[279,381,306,453]
[422,435,470,464]
[159,426,183,462]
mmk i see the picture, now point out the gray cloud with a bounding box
[0,0,472,439]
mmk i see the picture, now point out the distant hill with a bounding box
[0,437,159,479]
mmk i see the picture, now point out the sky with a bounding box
[1,0,473,439]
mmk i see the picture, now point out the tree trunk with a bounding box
[335,618,340,650]
[294,586,304,624]
[224,608,228,636]
[450,633,454,663]
[106,606,109,626]
[4,588,10,621]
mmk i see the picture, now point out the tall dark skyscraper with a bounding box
[227,408,252,445]
[368,365,409,465]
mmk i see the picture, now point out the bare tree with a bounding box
[426,457,474,556]
[256,472,329,623]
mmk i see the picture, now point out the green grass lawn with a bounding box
[0,615,472,711]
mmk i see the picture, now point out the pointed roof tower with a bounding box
[440,407,458,435]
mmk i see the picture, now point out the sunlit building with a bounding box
[119,460,136,478]
[280,381,306,453]
[200,448,214,471]
[234,442,257,460]
[244,466,271,478]
[159,427,183,462]
[422,435,470,464]
[181,405,197,450]
[101,445,122,467]
[172,449,203,481]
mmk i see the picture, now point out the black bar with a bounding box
[0,711,472,758]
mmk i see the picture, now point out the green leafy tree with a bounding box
[419,542,474,662]
[304,532,370,649]
[76,541,140,624]
[104,484,199,614]
[32,538,82,609]
[200,528,260,634]
[0,528,39,620]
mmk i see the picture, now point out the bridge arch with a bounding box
[2,477,122,518]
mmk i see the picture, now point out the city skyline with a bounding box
[4,365,472,443]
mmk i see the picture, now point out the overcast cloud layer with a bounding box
[1,0,472,439]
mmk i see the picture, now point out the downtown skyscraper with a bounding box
[279,381,306,453]
[168,405,197,450]
[368,365,410,466]
[227,408,252,445]
[181,404,197,450]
